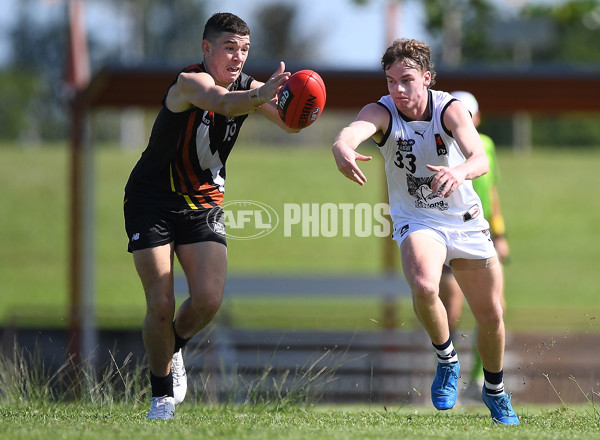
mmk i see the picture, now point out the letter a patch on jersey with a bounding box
[434,134,448,156]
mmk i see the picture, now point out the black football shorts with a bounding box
[124,197,227,253]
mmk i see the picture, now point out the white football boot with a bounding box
[172,349,187,404]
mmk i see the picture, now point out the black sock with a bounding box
[150,371,174,398]
[483,368,505,395]
[173,320,191,354]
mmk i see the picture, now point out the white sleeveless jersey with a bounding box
[376,90,489,234]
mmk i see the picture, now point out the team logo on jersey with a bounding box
[406,174,449,211]
[202,111,215,126]
[396,138,415,152]
[434,134,448,156]
[462,204,481,222]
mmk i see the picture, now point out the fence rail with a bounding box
[175,274,412,299]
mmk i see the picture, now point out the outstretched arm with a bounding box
[332,122,374,185]
[332,103,389,186]
[331,103,390,186]
[166,61,290,117]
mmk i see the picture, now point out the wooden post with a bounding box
[66,0,93,377]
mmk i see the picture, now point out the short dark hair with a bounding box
[381,39,436,86]
[203,12,250,42]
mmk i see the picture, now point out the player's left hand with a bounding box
[259,61,291,103]
[426,164,465,198]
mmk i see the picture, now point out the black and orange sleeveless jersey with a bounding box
[125,63,254,209]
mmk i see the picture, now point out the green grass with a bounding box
[1,143,600,331]
[0,402,599,440]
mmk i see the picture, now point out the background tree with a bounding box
[115,0,208,64]
[422,0,600,147]
[7,0,70,142]
[519,0,600,147]
[522,0,600,62]
[250,3,319,64]
[1,0,211,143]
[423,0,511,66]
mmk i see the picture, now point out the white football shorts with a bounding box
[393,222,497,266]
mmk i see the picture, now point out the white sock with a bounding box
[434,341,458,364]
[484,380,506,395]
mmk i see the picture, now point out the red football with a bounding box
[277,70,326,129]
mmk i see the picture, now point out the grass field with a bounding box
[1,143,599,331]
[1,402,599,440]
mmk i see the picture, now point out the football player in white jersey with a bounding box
[332,38,518,425]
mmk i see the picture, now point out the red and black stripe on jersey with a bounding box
[125,63,254,210]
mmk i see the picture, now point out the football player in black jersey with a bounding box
[124,12,302,419]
